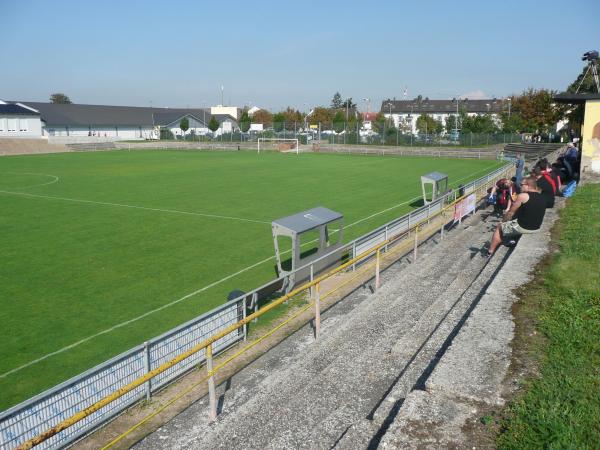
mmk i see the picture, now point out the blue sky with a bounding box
[2,0,599,112]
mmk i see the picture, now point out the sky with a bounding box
[2,0,599,112]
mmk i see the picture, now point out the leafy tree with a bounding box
[279,107,303,130]
[445,115,460,133]
[511,88,560,133]
[252,109,272,125]
[179,117,189,135]
[371,113,386,133]
[416,114,442,134]
[461,113,499,134]
[272,112,285,132]
[208,116,219,132]
[331,92,343,109]
[341,98,357,109]
[332,111,345,133]
[239,111,250,132]
[308,107,333,126]
[499,111,525,134]
[50,93,72,104]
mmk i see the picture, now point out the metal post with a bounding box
[252,292,258,323]
[440,215,445,240]
[352,241,356,271]
[310,264,314,299]
[314,283,321,339]
[242,296,248,341]
[207,344,217,421]
[144,341,151,401]
[413,226,418,261]
[384,226,388,252]
[375,249,381,290]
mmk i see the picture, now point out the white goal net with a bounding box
[257,138,299,154]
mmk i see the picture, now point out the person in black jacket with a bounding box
[487,177,546,257]
[531,166,556,208]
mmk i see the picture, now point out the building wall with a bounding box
[385,112,500,134]
[582,99,600,173]
[210,106,239,120]
[0,116,42,138]
[43,125,156,139]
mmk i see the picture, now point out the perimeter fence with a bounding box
[1,162,516,450]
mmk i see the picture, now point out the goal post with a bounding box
[257,138,299,155]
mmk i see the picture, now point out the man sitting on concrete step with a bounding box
[486,176,546,257]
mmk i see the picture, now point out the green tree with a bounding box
[331,92,343,109]
[50,93,72,104]
[445,115,460,133]
[332,111,345,133]
[309,107,333,126]
[461,114,499,133]
[511,88,560,133]
[272,112,285,132]
[252,109,272,125]
[341,98,356,109]
[208,116,219,132]
[179,117,189,135]
[416,114,442,134]
[239,111,250,132]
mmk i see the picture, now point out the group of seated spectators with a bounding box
[485,143,579,257]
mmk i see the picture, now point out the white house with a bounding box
[381,97,507,134]
[0,100,43,138]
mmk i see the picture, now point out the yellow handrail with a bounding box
[16,166,511,450]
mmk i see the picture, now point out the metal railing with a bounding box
[1,163,513,450]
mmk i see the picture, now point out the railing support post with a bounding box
[375,249,381,290]
[384,227,388,252]
[144,341,151,401]
[207,344,217,422]
[242,296,248,341]
[310,264,314,299]
[413,226,419,261]
[314,283,321,339]
[252,292,258,323]
[440,214,445,240]
[352,241,356,272]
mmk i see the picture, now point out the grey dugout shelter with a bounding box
[421,172,448,205]
[272,207,344,290]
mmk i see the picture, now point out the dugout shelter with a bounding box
[421,171,448,205]
[272,207,344,290]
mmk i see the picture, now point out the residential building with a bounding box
[380,97,507,134]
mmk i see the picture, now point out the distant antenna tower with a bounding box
[403,87,408,99]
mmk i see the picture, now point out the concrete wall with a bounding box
[0,116,43,138]
[582,99,600,173]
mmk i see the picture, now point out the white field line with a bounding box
[1,162,501,377]
[0,190,270,224]
[1,172,60,190]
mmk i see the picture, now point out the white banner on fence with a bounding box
[454,193,476,223]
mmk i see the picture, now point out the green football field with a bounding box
[0,149,502,410]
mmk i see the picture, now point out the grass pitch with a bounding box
[0,149,502,410]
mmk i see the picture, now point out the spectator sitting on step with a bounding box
[486,177,546,257]
[531,165,556,208]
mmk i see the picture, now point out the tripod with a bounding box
[576,60,600,93]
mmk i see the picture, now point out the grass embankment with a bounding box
[498,183,600,448]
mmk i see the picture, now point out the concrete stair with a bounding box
[134,210,512,450]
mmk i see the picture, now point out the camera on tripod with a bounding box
[582,50,599,62]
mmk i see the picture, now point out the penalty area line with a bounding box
[0,190,270,225]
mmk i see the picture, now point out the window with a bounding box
[19,118,28,132]
[7,118,17,132]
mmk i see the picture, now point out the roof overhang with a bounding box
[554,93,600,104]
